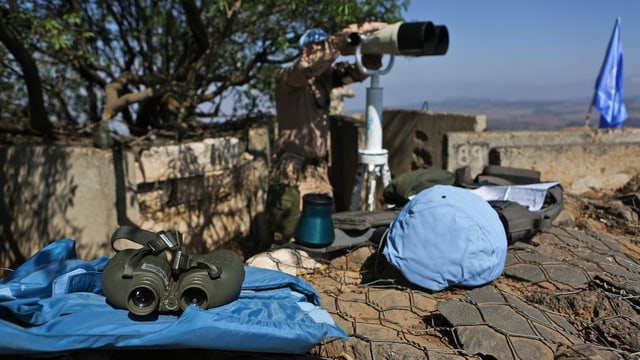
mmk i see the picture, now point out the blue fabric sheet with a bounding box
[0,239,347,356]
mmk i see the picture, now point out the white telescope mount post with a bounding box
[349,45,394,211]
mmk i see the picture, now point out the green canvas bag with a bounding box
[383,168,457,207]
[266,183,301,237]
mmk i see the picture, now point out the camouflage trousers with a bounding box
[271,152,333,202]
[266,153,333,241]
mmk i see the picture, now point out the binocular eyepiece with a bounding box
[102,247,245,316]
[340,21,449,57]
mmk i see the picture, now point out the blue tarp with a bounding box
[0,239,347,356]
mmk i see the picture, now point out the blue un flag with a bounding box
[594,18,628,128]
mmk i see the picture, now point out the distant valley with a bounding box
[386,96,640,130]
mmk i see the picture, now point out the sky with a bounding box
[343,0,640,111]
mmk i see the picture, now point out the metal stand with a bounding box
[350,146,392,211]
[349,47,394,211]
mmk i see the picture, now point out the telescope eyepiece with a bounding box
[346,32,362,46]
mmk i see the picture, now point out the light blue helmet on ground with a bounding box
[299,28,328,48]
[383,185,508,291]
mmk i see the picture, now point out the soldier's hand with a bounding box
[342,22,388,34]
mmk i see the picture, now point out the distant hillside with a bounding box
[392,96,640,130]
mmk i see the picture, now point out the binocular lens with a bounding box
[129,287,156,309]
[181,287,207,308]
[103,246,245,315]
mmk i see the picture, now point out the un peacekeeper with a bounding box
[267,22,387,243]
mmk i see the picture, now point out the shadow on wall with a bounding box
[411,129,433,170]
[0,123,274,269]
[134,138,271,259]
[0,146,78,270]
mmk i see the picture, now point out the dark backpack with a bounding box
[488,185,563,244]
[455,165,564,244]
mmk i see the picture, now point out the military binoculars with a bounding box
[339,21,448,57]
[102,227,245,316]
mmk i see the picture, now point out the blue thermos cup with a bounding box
[294,193,335,248]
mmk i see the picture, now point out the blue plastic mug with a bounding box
[294,193,335,248]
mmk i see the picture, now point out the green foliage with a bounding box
[0,0,409,134]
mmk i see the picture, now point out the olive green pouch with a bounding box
[266,184,301,236]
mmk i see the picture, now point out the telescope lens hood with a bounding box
[397,22,449,56]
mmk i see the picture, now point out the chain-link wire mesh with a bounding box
[15,186,639,360]
[261,222,640,360]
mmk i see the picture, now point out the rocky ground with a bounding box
[7,176,640,360]
[299,175,640,359]
[123,174,636,360]
[81,174,638,360]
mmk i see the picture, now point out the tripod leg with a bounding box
[350,163,366,211]
[366,164,377,211]
[381,162,392,189]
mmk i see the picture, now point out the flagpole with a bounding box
[584,94,595,128]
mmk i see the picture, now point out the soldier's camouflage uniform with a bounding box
[267,35,378,241]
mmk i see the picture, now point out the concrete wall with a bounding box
[0,126,271,269]
[383,109,486,177]
[445,127,640,193]
[340,109,640,195]
[492,142,640,194]
[2,111,639,268]
[333,110,640,206]
[0,145,139,267]
[133,136,269,253]
[331,110,486,210]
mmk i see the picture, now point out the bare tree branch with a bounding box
[0,0,406,134]
[103,72,155,119]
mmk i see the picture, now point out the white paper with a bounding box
[470,182,559,211]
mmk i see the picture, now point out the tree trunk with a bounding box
[0,13,52,133]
